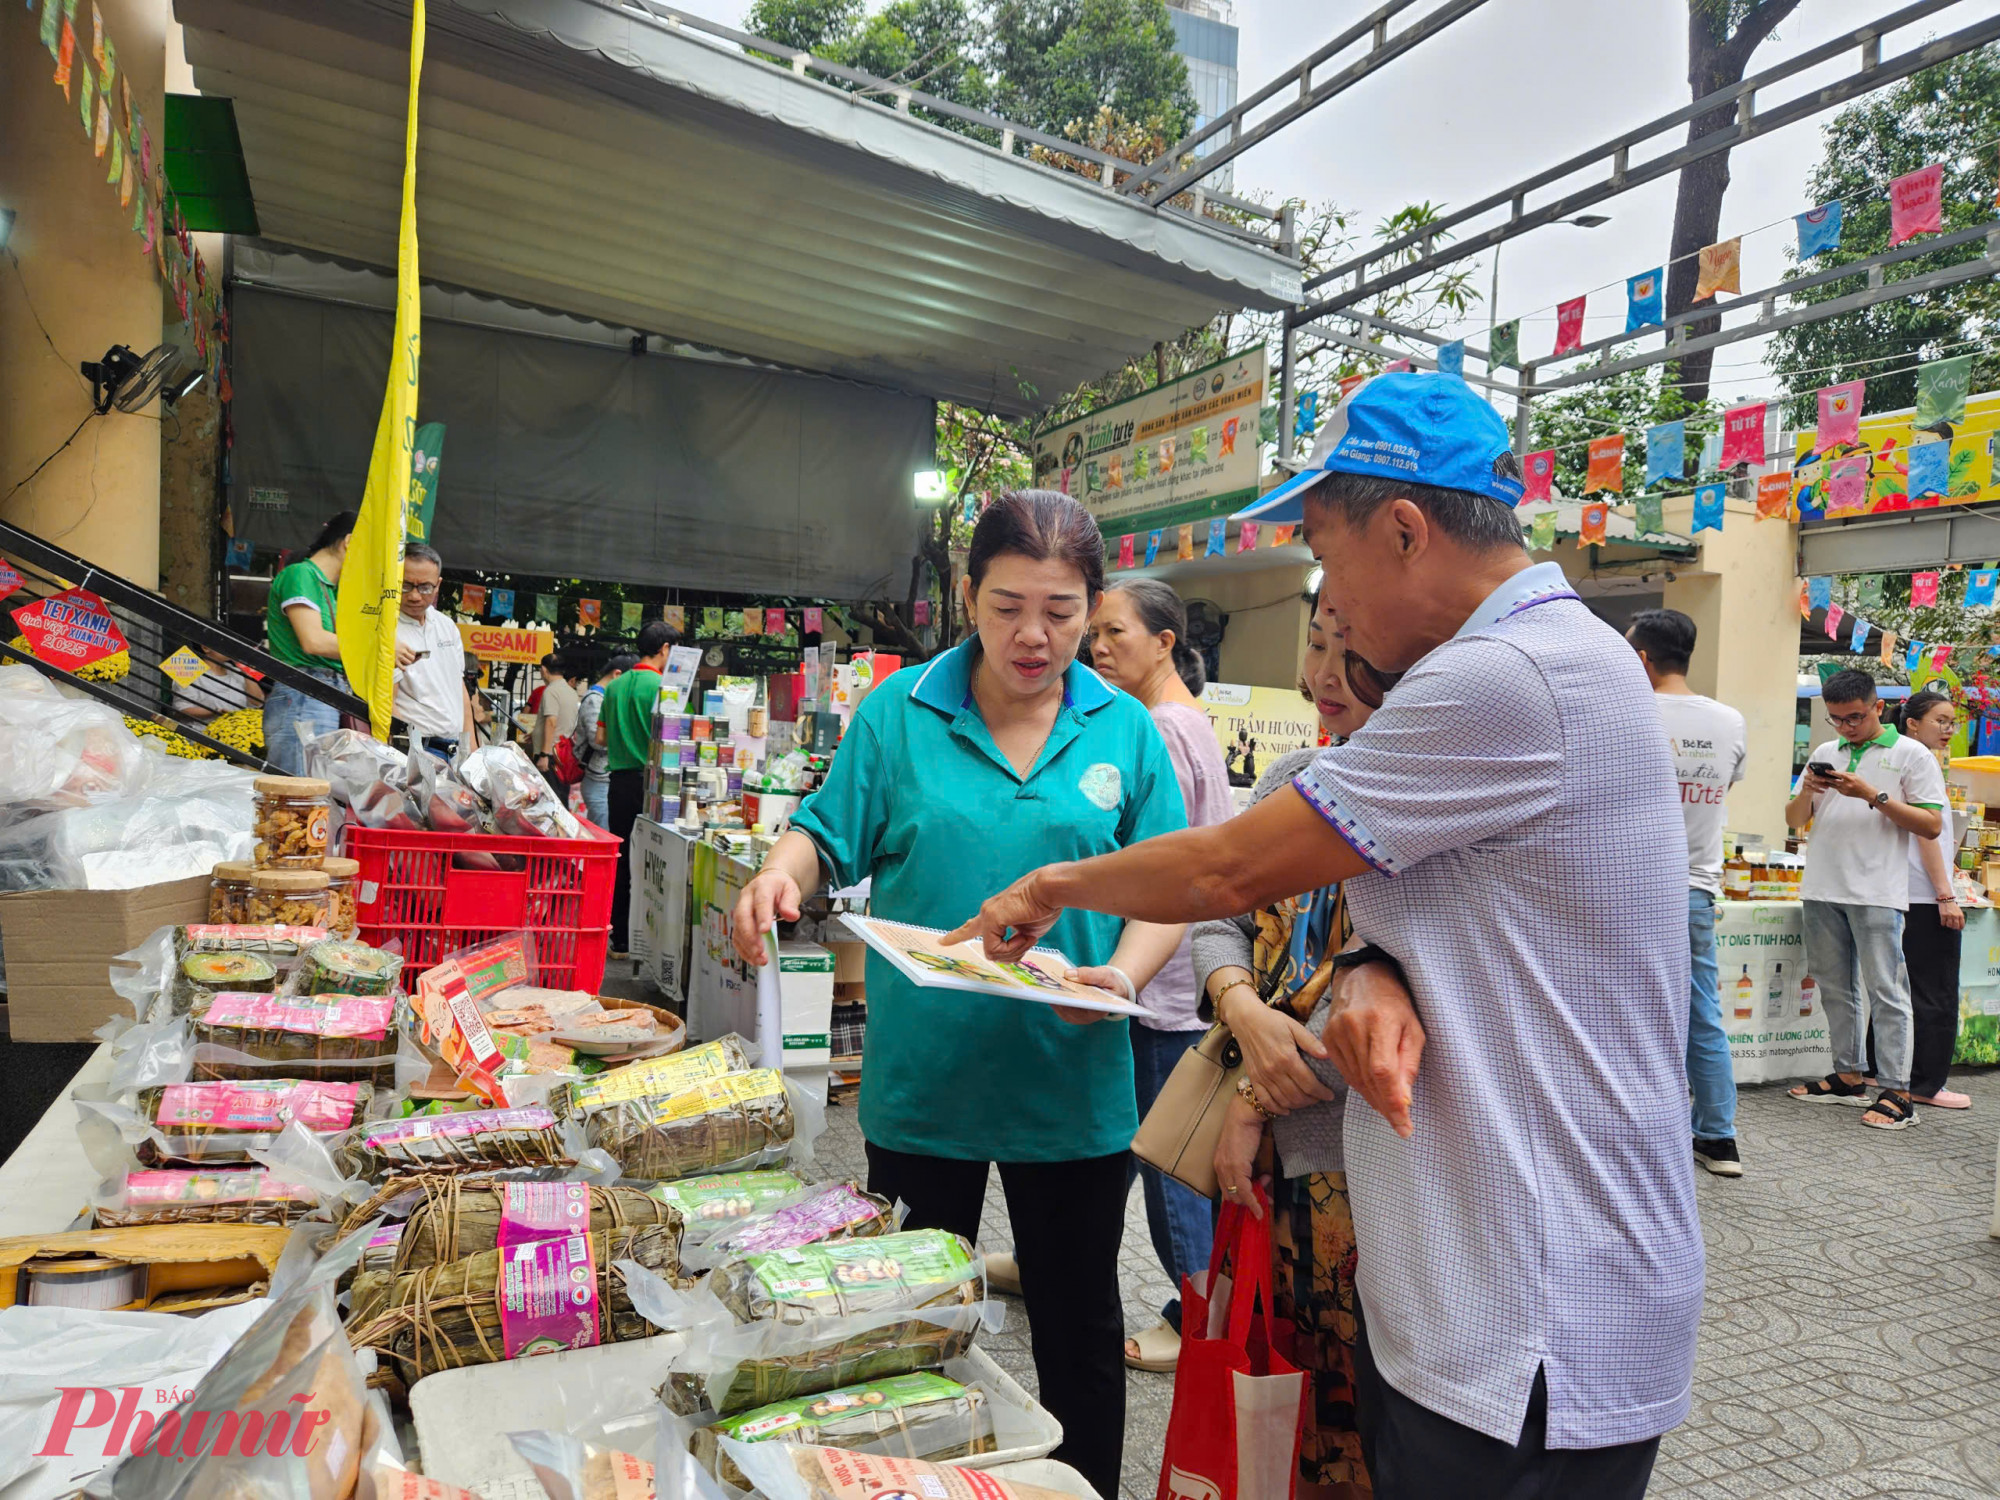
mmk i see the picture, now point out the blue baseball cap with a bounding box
[1234,372,1525,524]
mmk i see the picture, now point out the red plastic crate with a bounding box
[342,825,621,993]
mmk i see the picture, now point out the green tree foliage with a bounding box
[1522,367,1717,501]
[745,0,862,52]
[987,0,1194,139]
[1770,45,2000,427]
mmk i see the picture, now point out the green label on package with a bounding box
[650,1170,804,1223]
[747,1229,974,1307]
[714,1373,971,1443]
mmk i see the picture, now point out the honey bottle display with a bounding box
[1734,964,1755,1021]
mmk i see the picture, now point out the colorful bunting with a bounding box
[577,599,601,628]
[1967,571,1998,610]
[1858,574,1885,608]
[1754,472,1793,521]
[802,606,822,634]
[1911,572,1940,607]
[489,588,514,620]
[913,600,931,627]
[742,607,761,636]
[764,607,787,636]
[534,594,556,623]
[1383,359,1413,374]
[1879,630,1897,668]
[1206,519,1225,557]
[1907,441,1950,505]
[1699,428,1723,475]
[40,0,58,56]
[1905,639,1924,671]
[459,584,486,615]
[1178,525,1195,562]
[1553,297,1586,357]
[1295,390,1319,439]
[1272,524,1295,548]
[1644,421,1684,489]
[701,607,724,635]
[1626,268,1663,332]
[1522,450,1556,503]
[1530,509,1556,551]
[1796,202,1843,259]
[1826,454,1870,512]
[1635,493,1662,535]
[1118,534,1135,569]
[1436,341,1465,379]
[1825,602,1845,639]
[1145,531,1161,566]
[1584,435,1625,495]
[1232,522,1255,554]
[1720,403,1767,468]
[1817,381,1865,451]
[1850,618,1869,654]
[1490,320,1520,370]
[1889,163,1943,246]
[1933,643,1953,670]
[1798,580,1812,620]
[1915,355,1973,429]
[1693,238,1742,303]
[618,601,642,633]
[1808,577,1833,611]
[1693,483,1725,532]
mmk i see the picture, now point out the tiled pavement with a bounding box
[812,1070,2000,1500]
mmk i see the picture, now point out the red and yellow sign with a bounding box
[11,586,126,670]
[457,621,553,664]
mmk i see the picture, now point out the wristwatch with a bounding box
[1873,790,1890,807]
[1328,943,1401,977]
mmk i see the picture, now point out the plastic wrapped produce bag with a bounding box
[461,743,591,839]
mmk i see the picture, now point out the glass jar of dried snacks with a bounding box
[321,855,361,939]
[207,860,256,923]
[246,868,331,927]
[252,775,332,868]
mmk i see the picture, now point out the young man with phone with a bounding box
[1787,669,1947,1132]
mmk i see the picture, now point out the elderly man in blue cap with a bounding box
[947,373,1702,1499]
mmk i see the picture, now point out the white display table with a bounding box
[1713,900,1832,1085]
[0,1042,109,1234]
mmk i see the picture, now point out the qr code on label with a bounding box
[917,1479,948,1499]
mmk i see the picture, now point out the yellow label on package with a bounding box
[570,1037,746,1111]
[650,1069,785,1125]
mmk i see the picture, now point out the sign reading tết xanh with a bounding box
[1793,384,2000,520]
[457,620,555,664]
[1032,345,1267,535]
[1197,682,1323,787]
[11,587,126,670]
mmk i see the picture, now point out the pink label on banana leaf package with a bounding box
[202,991,394,1039]
[368,1221,406,1252]
[122,1169,314,1205]
[497,1181,592,1249]
[716,1186,885,1257]
[363,1105,556,1150]
[155,1080,359,1132]
[498,1231,599,1358]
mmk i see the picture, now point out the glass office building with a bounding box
[1165,0,1239,188]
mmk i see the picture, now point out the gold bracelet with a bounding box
[1235,1077,1276,1121]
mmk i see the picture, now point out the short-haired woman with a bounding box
[732,492,1190,1500]
[1891,690,1971,1109]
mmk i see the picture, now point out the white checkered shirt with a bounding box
[1294,562,1703,1449]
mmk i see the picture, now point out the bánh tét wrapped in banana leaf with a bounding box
[693,1373,993,1488]
[133,1079,372,1164]
[578,1069,793,1182]
[343,1105,574,1176]
[394,1177,683,1273]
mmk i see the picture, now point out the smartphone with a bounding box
[1807,760,1835,777]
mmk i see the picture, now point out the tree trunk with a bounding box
[1664,0,1802,406]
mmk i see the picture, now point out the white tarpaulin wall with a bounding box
[227,283,932,597]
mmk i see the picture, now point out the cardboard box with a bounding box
[0,874,211,1041]
[634,817,694,1002]
[778,941,835,1069]
[0,1222,291,1312]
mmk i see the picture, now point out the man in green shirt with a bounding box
[597,620,677,951]
[262,512,354,774]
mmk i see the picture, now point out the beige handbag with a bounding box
[1131,1023,1242,1200]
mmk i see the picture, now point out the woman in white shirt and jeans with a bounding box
[1892,690,1969,1109]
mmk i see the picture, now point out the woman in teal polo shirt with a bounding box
[732,491,1188,1499]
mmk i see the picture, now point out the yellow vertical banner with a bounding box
[337,0,425,738]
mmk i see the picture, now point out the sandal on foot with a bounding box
[1790,1073,1871,1106]
[984,1250,1022,1298]
[1861,1091,1919,1131]
[1125,1320,1181,1373]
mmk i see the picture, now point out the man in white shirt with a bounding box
[1629,609,1749,1178]
[392,543,475,760]
[1786,668,1947,1132]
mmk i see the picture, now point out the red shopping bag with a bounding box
[1155,1190,1308,1500]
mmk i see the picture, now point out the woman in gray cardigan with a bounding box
[1190,592,1389,1499]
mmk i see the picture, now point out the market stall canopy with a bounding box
[174,0,1301,417]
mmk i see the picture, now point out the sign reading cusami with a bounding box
[457,621,554,664]
[11,587,127,670]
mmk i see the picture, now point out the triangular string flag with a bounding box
[1908,441,1950,504]
[1693,483,1725,533]
[1755,473,1793,521]
[1796,202,1843,258]
[489,588,514,620]
[1436,341,1465,379]
[1490,320,1520,370]
[1826,454,1870,512]
[1889,163,1943,246]
[1932,643,1952,671]
[1236,522,1259,554]
[1272,524,1295,548]
[1699,429,1723,475]
[1626,269,1663,331]
[1552,297,1586,357]
[1808,577,1832,611]
[1522,450,1556,503]
[1205,519,1225,556]
[1635,494,1662,535]
[1916,355,1973,428]
[1295,390,1319,439]
[1817,381,1864,450]
[1906,639,1924,671]
[1797,580,1812,619]
[1644,421,1684,489]
[1178,525,1195,562]
[1858,574,1884,608]
[1585,435,1624,495]
[1118,534,1135,569]
[1850,618,1870,654]
[534,594,556,623]
[1966,569,1997,609]
[1826,602,1845,639]
[1721,403,1767,468]
[1578,501,1608,547]
[1911,571,1940,607]
[1529,509,1556,551]
[1144,531,1161,567]
[1693,238,1742,302]
[1879,629,1897,667]
[766,607,787,637]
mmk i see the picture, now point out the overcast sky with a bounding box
[676,0,1940,404]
